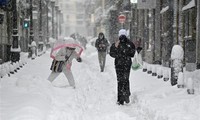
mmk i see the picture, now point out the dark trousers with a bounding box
[116,66,131,104]
[98,52,106,71]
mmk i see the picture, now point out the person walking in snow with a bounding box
[30,40,37,60]
[95,32,109,72]
[109,29,135,105]
[48,38,83,89]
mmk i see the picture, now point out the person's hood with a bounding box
[118,29,127,37]
[98,32,105,39]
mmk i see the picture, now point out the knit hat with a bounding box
[118,29,127,37]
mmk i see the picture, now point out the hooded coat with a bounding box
[95,33,109,52]
[109,29,135,105]
[48,38,83,87]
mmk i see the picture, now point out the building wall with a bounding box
[0,8,9,63]
[59,0,86,36]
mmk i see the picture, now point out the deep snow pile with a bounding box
[0,44,199,120]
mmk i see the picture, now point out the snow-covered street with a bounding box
[0,44,200,120]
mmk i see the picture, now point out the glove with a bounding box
[137,47,142,54]
[76,57,82,62]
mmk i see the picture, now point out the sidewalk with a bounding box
[130,68,200,120]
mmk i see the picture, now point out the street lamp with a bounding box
[38,0,44,54]
[51,0,55,39]
[11,0,21,63]
[28,0,34,58]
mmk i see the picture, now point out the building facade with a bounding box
[59,0,86,37]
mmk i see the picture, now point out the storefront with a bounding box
[0,1,11,63]
[182,0,196,70]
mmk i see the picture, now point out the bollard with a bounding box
[5,64,10,77]
[147,65,152,74]
[1,65,7,78]
[177,72,184,88]
[16,62,20,70]
[13,62,18,73]
[163,70,169,81]
[19,60,23,68]
[187,78,194,94]
[152,66,157,76]
[157,67,163,79]
[143,63,147,72]
[0,65,3,78]
[9,63,15,74]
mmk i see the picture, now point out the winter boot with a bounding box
[117,95,124,105]
[117,101,124,105]
[124,96,130,104]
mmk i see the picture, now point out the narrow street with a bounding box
[1,45,140,120]
[0,0,200,119]
[1,45,199,120]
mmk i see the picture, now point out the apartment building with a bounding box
[59,0,86,36]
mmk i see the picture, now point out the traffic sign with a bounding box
[118,14,126,23]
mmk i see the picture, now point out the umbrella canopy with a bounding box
[50,37,83,59]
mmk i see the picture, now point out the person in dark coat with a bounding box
[109,29,135,105]
[95,32,109,72]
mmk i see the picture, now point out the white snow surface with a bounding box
[171,45,184,60]
[0,44,200,120]
[160,6,169,14]
[182,0,195,11]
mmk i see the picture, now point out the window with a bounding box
[66,15,69,21]
[183,0,196,39]
[76,14,84,20]
[77,21,83,25]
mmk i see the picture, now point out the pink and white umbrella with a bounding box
[50,37,83,59]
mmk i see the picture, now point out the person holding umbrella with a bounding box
[48,37,83,89]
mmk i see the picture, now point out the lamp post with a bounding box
[10,0,20,63]
[55,5,59,40]
[38,0,43,54]
[51,0,55,39]
[46,0,49,47]
[29,0,34,58]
